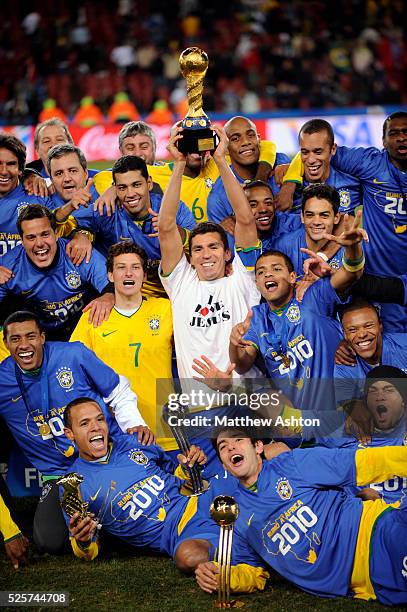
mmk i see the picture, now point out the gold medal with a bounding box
[39,423,51,436]
[281,353,291,368]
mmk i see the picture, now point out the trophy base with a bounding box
[214,600,245,608]
[178,117,216,154]
[179,479,210,497]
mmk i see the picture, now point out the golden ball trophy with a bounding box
[210,496,244,608]
[178,47,216,154]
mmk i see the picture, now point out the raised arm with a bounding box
[212,126,258,249]
[158,127,186,275]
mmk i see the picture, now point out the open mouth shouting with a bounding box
[17,350,35,366]
[264,279,278,293]
[230,453,244,467]
[89,433,105,452]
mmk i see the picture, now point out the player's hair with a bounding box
[339,298,380,323]
[301,183,340,214]
[0,133,26,171]
[17,204,57,235]
[112,155,149,182]
[34,118,73,152]
[212,426,259,459]
[64,397,102,429]
[118,121,157,157]
[46,143,87,175]
[188,222,229,254]
[224,115,257,135]
[299,119,335,148]
[3,310,43,340]
[106,241,148,273]
[243,180,274,198]
[382,111,407,138]
[255,249,294,274]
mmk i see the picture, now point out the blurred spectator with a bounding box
[38,99,68,123]
[73,96,104,127]
[144,99,173,125]
[0,0,405,123]
[108,92,140,123]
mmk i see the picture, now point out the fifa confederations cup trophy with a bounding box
[210,495,244,609]
[177,47,216,154]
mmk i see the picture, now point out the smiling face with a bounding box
[342,306,383,364]
[37,125,70,168]
[226,117,260,169]
[366,380,405,431]
[20,216,58,268]
[120,134,155,165]
[0,147,21,196]
[49,152,88,202]
[189,231,231,281]
[300,130,336,183]
[115,169,152,218]
[301,196,339,247]
[383,116,407,169]
[217,433,263,487]
[65,402,109,461]
[255,253,296,308]
[5,320,45,371]
[108,252,146,299]
[246,185,275,233]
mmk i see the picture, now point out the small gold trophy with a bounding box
[57,472,89,519]
[178,47,216,153]
[210,495,244,609]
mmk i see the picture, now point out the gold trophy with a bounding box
[162,400,210,496]
[210,496,244,609]
[178,47,216,153]
[57,472,89,519]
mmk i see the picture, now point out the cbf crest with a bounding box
[149,317,160,331]
[56,367,74,389]
[286,304,300,324]
[276,477,293,500]
[65,271,81,289]
[128,449,149,465]
[339,189,351,209]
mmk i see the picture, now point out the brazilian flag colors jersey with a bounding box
[0,239,108,331]
[66,436,221,556]
[244,278,346,411]
[274,227,345,277]
[0,184,53,256]
[0,342,121,475]
[71,298,175,449]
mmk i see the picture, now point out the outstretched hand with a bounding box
[322,210,368,247]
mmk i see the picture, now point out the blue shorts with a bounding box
[370,498,407,605]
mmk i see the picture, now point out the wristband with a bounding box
[342,255,365,272]
[316,252,329,262]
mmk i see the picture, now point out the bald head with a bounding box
[224,116,260,171]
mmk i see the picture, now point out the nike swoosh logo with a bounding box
[102,330,118,337]
[260,332,269,338]
[120,236,131,241]
[21,290,33,295]
[12,395,22,403]
[247,512,254,526]
[372,178,386,184]
[90,487,101,502]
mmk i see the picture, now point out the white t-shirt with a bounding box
[160,252,261,399]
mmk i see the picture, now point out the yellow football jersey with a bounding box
[70,297,177,450]
[0,329,9,362]
[93,141,277,223]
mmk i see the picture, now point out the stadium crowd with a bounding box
[0,107,406,606]
[0,0,406,123]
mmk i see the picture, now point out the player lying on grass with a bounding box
[62,397,270,592]
[196,427,407,605]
